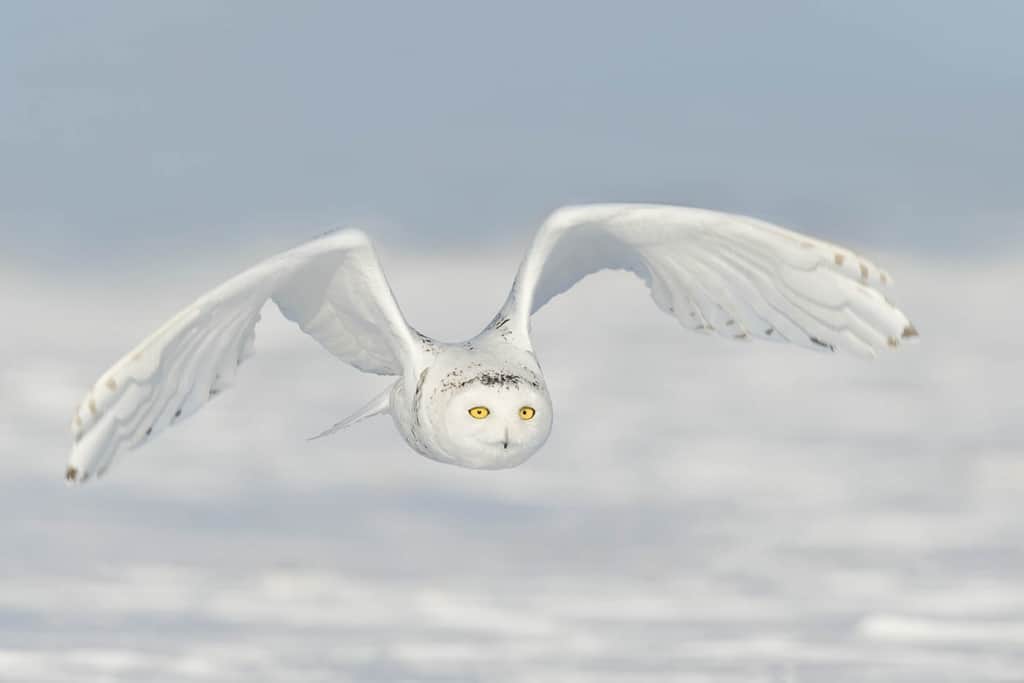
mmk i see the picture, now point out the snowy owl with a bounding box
[65,204,918,483]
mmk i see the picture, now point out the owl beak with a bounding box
[503,427,509,450]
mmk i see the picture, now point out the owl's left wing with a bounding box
[493,203,917,357]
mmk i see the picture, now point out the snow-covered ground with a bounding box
[1,248,1021,682]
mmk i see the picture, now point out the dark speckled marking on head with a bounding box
[478,371,522,387]
[440,369,542,393]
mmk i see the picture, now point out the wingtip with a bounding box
[878,323,920,354]
[64,465,87,485]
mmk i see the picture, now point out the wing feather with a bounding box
[66,229,419,483]
[493,204,917,358]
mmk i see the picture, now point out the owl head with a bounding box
[430,367,553,469]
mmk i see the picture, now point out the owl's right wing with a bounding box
[67,229,422,483]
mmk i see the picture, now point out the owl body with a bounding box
[390,329,553,470]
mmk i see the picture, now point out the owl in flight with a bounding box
[66,204,918,482]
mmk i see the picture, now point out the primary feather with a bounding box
[66,229,419,482]
[494,204,917,358]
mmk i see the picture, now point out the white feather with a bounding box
[66,229,419,482]
[495,204,918,357]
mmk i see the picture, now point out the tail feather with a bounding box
[308,384,393,441]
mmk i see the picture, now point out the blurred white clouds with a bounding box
[0,243,1022,680]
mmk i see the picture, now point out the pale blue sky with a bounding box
[2,1,1022,267]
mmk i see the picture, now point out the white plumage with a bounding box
[66,204,918,482]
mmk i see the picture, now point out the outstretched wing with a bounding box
[495,203,918,356]
[67,229,420,483]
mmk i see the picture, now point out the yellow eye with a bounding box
[468,406,490,419]
[519,406,536,420]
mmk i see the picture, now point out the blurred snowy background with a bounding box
[2,2,1023,682]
